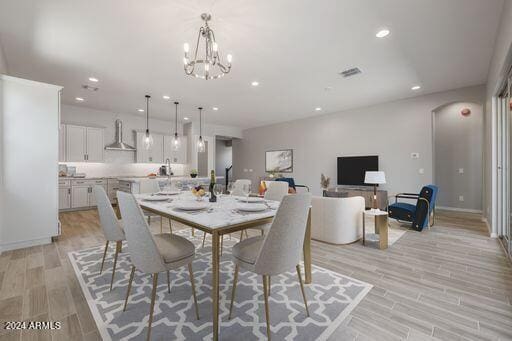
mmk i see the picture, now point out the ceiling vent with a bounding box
[339,67,362,78]
[82,84,99,91]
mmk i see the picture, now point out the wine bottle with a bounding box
[209,170,217,202]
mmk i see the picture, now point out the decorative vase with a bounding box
[190,174,198,178]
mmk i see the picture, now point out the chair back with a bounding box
[93,186,124,241]
[231,179,251,196]
[255,193,312,275]
[139,179,161,194]
[414,184,439,229]
[275,177,296,191]
[264,181,289,202]
[117,191,166,273]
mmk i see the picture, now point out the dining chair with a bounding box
[230,179,251,196]
[117,191,200,341]
[264,180,289,201]
[93,186,125,291]
[228,193,312,340]
[139,179,167,233]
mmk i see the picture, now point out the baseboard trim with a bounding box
[0,237,52,254]
[436,206,483,214]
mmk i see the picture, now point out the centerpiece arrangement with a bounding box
[191,185,206,200]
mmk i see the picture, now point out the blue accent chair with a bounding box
[388,185,438,231]
[275,177,310,192]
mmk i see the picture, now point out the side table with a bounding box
[362,209,389,249]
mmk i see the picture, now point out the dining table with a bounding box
[135,191,312,341]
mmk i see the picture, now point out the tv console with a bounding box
[323,185,388,210]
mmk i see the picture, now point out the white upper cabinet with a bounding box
[64,124,104,162]
[136,132,164,163]
[163,135,188,164]
[66,125,87,161]
[86,127,104,162]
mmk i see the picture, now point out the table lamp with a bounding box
[364,171,386,211]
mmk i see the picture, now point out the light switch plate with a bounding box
[459,195,464,202]
[419,168,424,174]
[411,152,420,159]
[458,168,464,174]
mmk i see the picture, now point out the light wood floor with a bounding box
[0,209,511,341]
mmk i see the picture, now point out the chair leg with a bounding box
[202,232,207,248]
[263,275,271,340]
[268,276,271,295]
[148,216,151,225]
[245,230,249,239]
[240,230,244,241]
[296,265,310,317]
[123,265,136,311]
[191,228,195,237]
[147,273,159,341]
[110,241,122,291]
[228,264,239,320]
[188,263,200,320]
[169,218,173,234]
[99,241,109,274]
[160,217,163,234]
[220,235,224,256]
[166,270,171,293]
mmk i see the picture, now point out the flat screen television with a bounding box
[337,155,378,186]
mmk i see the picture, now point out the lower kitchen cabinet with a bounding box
[72,186,90,208]
[59,187,71,209]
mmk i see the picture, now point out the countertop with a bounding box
[118,176,224,183]
[59,175,224,182]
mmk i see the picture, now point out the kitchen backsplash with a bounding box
[60,162,187,178]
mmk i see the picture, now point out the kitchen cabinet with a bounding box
[71,186,90,208]
[163,135,188,164]
[58,187,71,209]
[59,124,66,162]
[136,132,164,163]
[65,124,104,162]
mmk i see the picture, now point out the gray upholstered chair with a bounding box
[228,193,312,340]
[117,191,200,341]
[93,186,126,291]
[264,180,289,201]
[230,179,251,196]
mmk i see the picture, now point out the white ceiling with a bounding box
[0,0,504,128]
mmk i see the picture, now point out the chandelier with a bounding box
[183,13,232,80]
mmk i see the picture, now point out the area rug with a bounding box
[68,230,372,341]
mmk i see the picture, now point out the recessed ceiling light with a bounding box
[411,85,421,90]
[376,29,390,38]
[251,81,259,86]
[88,77,99,82]
[162,95,170,100]
[137,109,144,112]
[315,107,322,111]
[75,97,84,102]
[212,107,219,111]
[183,117,189,120]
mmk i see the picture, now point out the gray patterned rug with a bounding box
[68,230,372,340]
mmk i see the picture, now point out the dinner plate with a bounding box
[174,202,209,211]
[235,196,264,203]
[143,196,170,202]
[236,203,267,212]
[157,191,181,196]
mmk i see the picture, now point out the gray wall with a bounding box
[233,85,485,201]
[215,140,232,177]
[434,102,483,211]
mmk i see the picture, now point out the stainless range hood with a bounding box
[105,119,136,151]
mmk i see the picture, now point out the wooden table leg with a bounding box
[211,231,220,341]
[303,208,312,284]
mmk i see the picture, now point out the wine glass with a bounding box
[227,182,235,196]
[241,183,251,203]
[214,184,225,199]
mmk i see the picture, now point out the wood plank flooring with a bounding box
[0,209,510,340]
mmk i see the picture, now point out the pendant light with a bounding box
[143,95,153,150]
[172,101,181,151]
[197,107,205,153]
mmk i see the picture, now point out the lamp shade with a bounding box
[364,171,386,184]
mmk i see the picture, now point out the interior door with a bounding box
[66,125,87,161]
[86,127,104,162]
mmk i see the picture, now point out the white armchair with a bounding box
[311,196,365,245]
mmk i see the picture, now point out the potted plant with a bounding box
[190,169,198,178]
[320,173,330,197]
